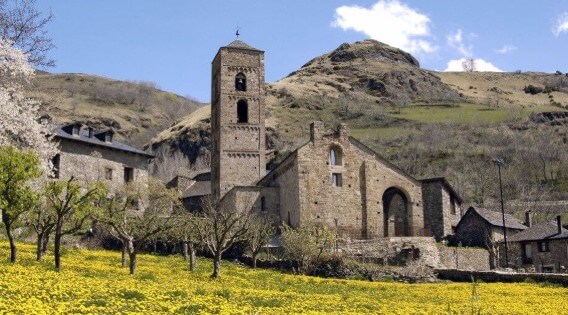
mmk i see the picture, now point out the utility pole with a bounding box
[493,158,508,268]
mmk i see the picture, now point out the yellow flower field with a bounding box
[0,242,567,314]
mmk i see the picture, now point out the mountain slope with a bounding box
[27,72,203,146]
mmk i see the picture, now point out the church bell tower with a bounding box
[211,40,266,201]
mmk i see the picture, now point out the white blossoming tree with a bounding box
[0,39,57,171]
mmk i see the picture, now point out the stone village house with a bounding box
[186,38,468,265]
[506,215,568,272]
[52,122,153,189]
[453,206,528,248]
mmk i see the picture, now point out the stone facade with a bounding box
[211,40,266,201]
[504,218,568,272]
[213,40,463,244]
[54,124,152,190]
[260,122,430,240]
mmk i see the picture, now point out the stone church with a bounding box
[210,39,463,241]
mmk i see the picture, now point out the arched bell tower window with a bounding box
[235,73,247,91]
[329,146,343,166]
[237,99,248,123]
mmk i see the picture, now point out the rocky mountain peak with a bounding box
[302,39,420,69]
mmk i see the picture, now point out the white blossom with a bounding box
[0,39,57,172]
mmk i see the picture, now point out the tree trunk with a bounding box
[6,227,16,263]
[182,241,189,261]
[211,254,221,278]
[41,230,50,254]
[54,227,62,271]
[129,251,137,275]
[36,231,44,262]
[252,252,258,269]
[189,243,196,271]
[2,212,16,263]
[121,242,127,268]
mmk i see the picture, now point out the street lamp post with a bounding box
[493,158,508,268]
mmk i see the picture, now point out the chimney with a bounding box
[338,123,349,140]
[557,215,562,234]
[310,121,324,144]
[525,211,532,227]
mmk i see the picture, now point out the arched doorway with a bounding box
[383,187,410,237]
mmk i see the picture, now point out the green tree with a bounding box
[0,146,41,262]
[26,202,56,261]
[97,179,180,275]
[44,177,104,271]
[281,223,336,275]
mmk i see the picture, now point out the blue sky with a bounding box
[38,1,568,102]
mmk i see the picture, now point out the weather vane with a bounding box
[236,26,240,39]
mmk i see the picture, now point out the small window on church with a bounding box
[235,73,246,91]
[330,146,342,166]
[260,197,266,212]
[237,100,248,123]
[332,173,342,187]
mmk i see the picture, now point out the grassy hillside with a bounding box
[27,72,204,146]
[1,241,567,314]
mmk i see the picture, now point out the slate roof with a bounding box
[182,181,211,198]
[224,40,262,51]
[508,221,568,242]
[54,125,154,158]
[467,207,528,230]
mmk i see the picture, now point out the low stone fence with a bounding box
[438,246,490,271]
[338,237,440,267]
[338,238,491,270]
[436,269,568,286]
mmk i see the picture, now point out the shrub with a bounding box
[523,85,544,95]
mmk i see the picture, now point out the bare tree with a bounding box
[246,215,275,268]
[0,0,55,68]
[193,196,255,278]
[462,58,476,72]
[168,211,200,271]
[97,179,180,275]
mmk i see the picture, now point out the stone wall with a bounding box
[438,246,490,271]
[338,237,440,267]
[224,186,280,220]
[436,269,568,286]
[421,180,462,241]
[58,138,149,191]
[259,153,300,227]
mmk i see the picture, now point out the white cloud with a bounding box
[495,45,517,54]
[553,12,568,37]
[444,58,503,72]
[446,29,472,57]
[332,0,435,54]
